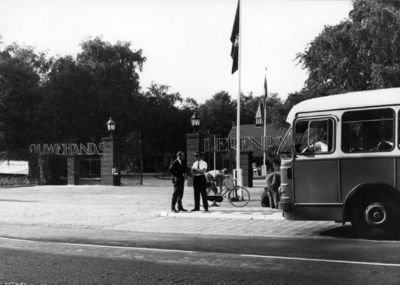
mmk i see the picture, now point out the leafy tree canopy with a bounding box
[198,91,236,137]
[46,37,148,143]
[198,91,287,138]
[296,0,400,98]
[0,42,54,149]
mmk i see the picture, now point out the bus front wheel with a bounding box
[351,196,400,239]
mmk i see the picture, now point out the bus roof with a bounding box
[287,88,400,123]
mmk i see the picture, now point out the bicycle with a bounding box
[205,176,251,207]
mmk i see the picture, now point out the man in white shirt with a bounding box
[191,152,208,211]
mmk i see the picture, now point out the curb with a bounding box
[159,211,284,220]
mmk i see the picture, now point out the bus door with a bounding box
[293,117,341,220]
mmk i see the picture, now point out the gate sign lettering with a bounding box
[203,136,283,152]
[29,142,104,155]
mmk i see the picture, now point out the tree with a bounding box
[139,82,192,157]
[296,0,400,97]
[263,93,287,128]
[0,43,54,150]
[46,37,147,143]
[77,37,146,137]
[198,91,236,137]
[239,92,262,125]
[46,55,98,142]
[199,91,289,138]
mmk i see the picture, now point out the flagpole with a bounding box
[236,0,242,187]
[263,67,267,177]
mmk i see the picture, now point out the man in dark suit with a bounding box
[169,151,187,213]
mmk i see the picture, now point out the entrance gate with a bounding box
[77,156,101,179]
[120,132,143,185]
[199,138,253,187]
[203,151,234,173]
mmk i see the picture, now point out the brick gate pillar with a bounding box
[67,156,79,185]
[239,150,253,188]
[186,133,200,187]
[101,136,121,186]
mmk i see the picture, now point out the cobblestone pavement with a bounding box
[0,177,342,239]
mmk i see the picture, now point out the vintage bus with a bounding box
[278,88,400,238]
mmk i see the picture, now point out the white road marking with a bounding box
[69,242,197,254]
[241,254,400,267]
[1,237,399,267]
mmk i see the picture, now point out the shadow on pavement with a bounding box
[320,225,359,239]
[0,199,38,203]
[320,224,400,241]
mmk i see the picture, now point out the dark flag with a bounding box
[264,67,268,106]
[230,0,240,74]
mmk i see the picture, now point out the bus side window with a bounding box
[309,120,333,153]
[294,119,334,154]
[398,111,400,150]
[342,108,394,153]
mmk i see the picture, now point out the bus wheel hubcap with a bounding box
[365,203,388,227]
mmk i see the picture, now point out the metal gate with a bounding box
[203,150,235,172]
[119,132,143,184]
[78,155,101,178]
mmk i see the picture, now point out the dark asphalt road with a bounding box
[1,234,400,285]
[0,224,400,263]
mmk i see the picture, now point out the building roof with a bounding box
[287,88,400,123]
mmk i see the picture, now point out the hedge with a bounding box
[0,150,67,185]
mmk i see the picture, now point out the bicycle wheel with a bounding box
[228,186,250,207]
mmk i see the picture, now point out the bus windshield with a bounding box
[278,128,293,160]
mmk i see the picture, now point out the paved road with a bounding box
[2,237,400,285]
[2,177,400,284]
[0,177,365,240]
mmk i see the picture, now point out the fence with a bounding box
[78,156,101,179]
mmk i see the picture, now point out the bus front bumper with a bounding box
[278,197,292,211]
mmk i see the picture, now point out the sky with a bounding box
[0,0,353,104]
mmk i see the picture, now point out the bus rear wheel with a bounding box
[351,196,400,239]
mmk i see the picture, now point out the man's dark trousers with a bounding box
[193,175,208,210]
[172,178,185,210]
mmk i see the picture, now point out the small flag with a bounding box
[230,0,240,74]
[264,68,268,106]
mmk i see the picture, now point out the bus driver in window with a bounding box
[314,134,328,153]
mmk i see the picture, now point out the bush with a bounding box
[0,176,31,187]
[0,149,67,185]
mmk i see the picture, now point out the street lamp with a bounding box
[107,117,116,137]
[191,111,200,133]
